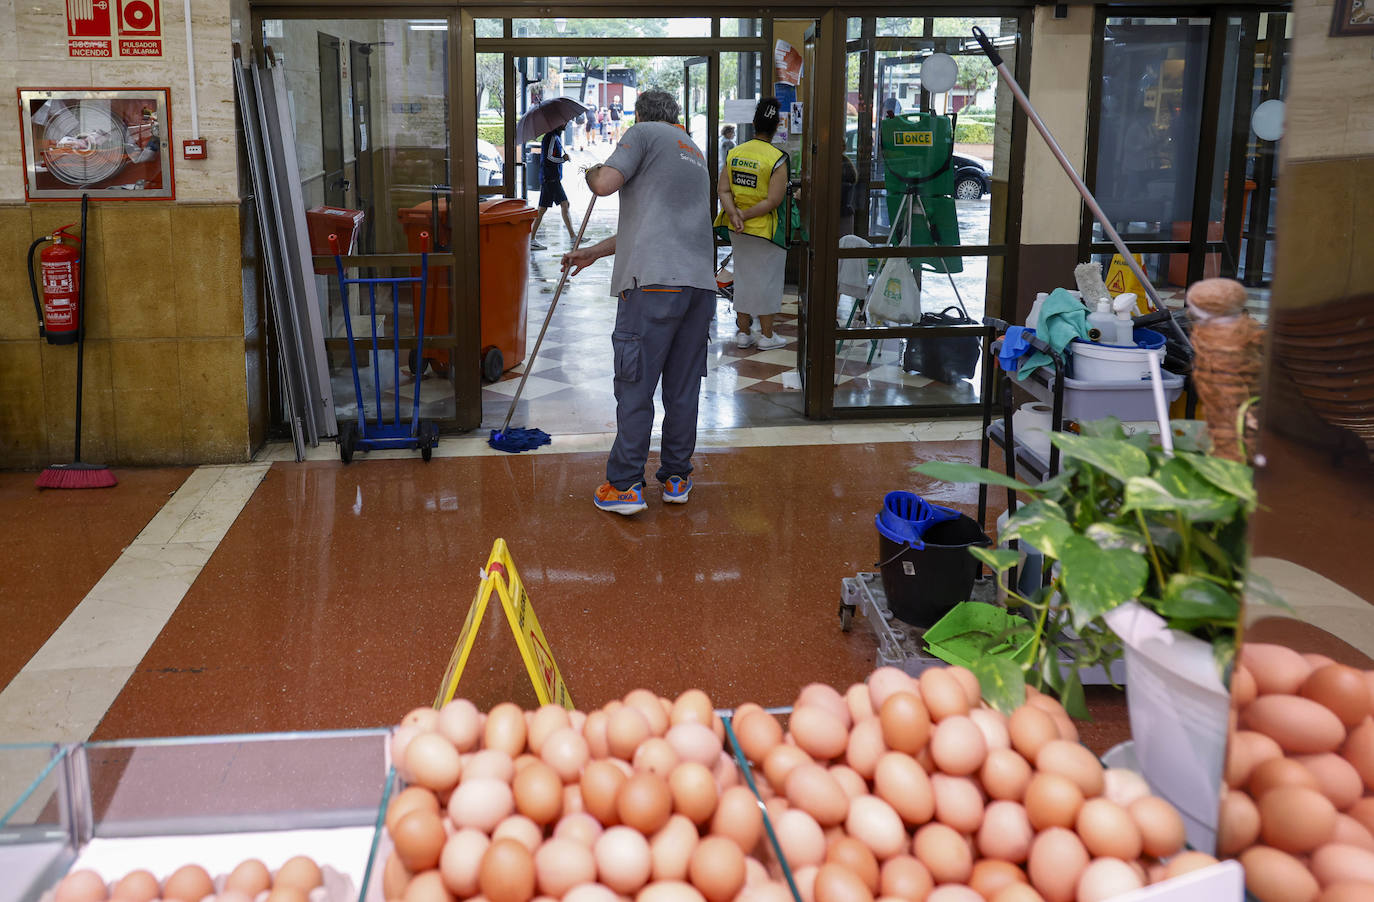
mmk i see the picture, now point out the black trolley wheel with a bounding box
[419,421,439,462]
[839,602,856,632]
[408,349,428,377]
[481,346,504,383]
[339,423,359,464]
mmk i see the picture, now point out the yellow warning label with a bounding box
[434,539,574,710]
[1104,254,1149,312]
[896,131,934,147]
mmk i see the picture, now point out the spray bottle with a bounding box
[1112,293,1138,345]
[1086,299,1115,343]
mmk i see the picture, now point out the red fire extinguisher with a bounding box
[28,223,82,345]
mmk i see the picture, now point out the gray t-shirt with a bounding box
[603,122,716,296]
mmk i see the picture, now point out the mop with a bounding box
[971,27,1192,354]
[488,195,597,453]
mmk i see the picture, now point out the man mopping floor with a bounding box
[560,91,717,516]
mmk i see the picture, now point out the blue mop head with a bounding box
[488,427,552,453]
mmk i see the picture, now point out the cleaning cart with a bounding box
[329,232,440,463]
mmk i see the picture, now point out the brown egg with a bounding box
[450,777,516,832]
[403,870,455,902]
[438,699,482,751]
[388,786,442,834]
[989,883,1046,902]
[1025,771,1084,830]
[1320,884,1374,902]
[776,808,828,866]
[542,727,591,782]
[982,747,1033,802]
[847,795,907,860]
[1076,858,1143,902]
[1036,740,1104,798]
[1245,695,1347,754]
[439,828,489,896]
[1075,798,1142,860]
[873,752,934,826]
[513,760,563,825]
[1163,851,1219,881]
[554,811,604,846]
[494,814,544,852]
[668,761,718,825]
[404,706,441,731]
[1101,768,1151,809]
[713,785,764,852]
[584,710,611,758]
[54,870,108,902]
[479,838,536,902]
[650,813,699,880]
[625,689,670,737]
[1227,730,1285,788]
[616,771,673,834]
[734,711,783,764]
[1009,706,1059,763]
[1241,643,1313,695]
[879,856,933,900]
[1231,664,1258,708]
[977,800,1033,863]
[265,886,310,902]
[671,689,714,726]
[687,835,747,902]
[528,704,571,754]
[785,763,848,827]
[162,865,213,902]
[394,808,448,871]
[813,863,875,902]
[533,838,596,897]
[930,716,987,776]
[1332,814,1374,850]
[1128,796,1186,858]
[1027,828,1089,902]
[1342,718,1374,788]
[796,684,852,727]
[486,703,530,757]
[465,749,516,783]
[931,773,985,834]
[764,744,814,790]
[1311,843,1374,887]
[634,742,679,785]
[791,706,849,760]
[1241,846,1319,902]
[112,869,161,902]
[924,889,982,902]
[581,760,627,825]
[867,668,916,710]
[878,692,931,755]
[919,669,970,721]
[826,837,880,893]
[830,765,869,800]
[847,683,877,723]
[667,722,723,768]
[913,822,972,884]
[385,850,414,899]
[595,825,653,894]
[846,718,888,780]
[968,860,1027,899]
[969,708,1011,751]
[1299,752,1364,810]
[1250,755,1322,798]
[641,884,709,902]
[608,706,652,760]
[1259,786,1338,853]
[1301,666,1372,728]
[566,884,623,902]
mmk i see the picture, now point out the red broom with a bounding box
[37,194,116,490]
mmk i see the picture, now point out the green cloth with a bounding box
[1017,287,1089,380]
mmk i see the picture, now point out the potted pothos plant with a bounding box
[915,416,1275,852]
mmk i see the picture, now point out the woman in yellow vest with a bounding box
[716,98,789,350]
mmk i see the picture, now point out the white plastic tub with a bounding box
[1070,339,1155,382]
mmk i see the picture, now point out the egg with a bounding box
[667,722,723,768]
[595,826,653,894]
[872,752,934,825]
[797,684,852,728]
[528,704,572,754]
[1259,786,1338,852]
[1024,771,1084,830]
[1128,796,1186,858]
[394,808,448,870]
[1164,851,1219,880]
[1027,828,1089,902]
[735,712,784,764]
[846,718,888,780]
[486,703,530,757]
[791,706,849,760]
[53,870,108,902]
[1333,814,1374,850]
[846,684,877,723]
[1075,858,1143,902]
[785,763,849,826]
[385,851,414,899]
[764,744,814,790]
[930,716,987,776]
[1232,665,1258,707]
[1299,753,1363,810]
[604,705,651,760]
[1241,846,1320,902]
[438,828,489,895]
[625,689,670,737]
[969,708,1011,750]
[1241,643,1313,695]
[1319,884,1374,902]
[1226,730,1284,788]
[512,760,564,825]
[925,888,982,902]
[479,838,536,902]
[1073,798,1141,861]
[846,795,907,860]
[1035,740,1104,798]
[830,765,869,801]
[555,811,605,846]
[494,814,544,852]
[878,692,931,755]
[162,864,214,902]
[671,689,713,726]
[826,837,880,893]
[1342,718,1374,788]
[640,883,710,902]
[968,860,1027,899]
[438,699,483,751]
[688,836,747,902]
[583,710,612,758]
[1301,666,1372,728]
[913,822,972,884]
[931,773,984,834]
[868,668,916,711]
[532,838,596,897]
[978,800,1034,863]
[879,856,934,900]
[389,786,443,833]
[403,870,454,902]
[650,813,700,880]
[265,887,310,902]
[466,749,517,783]
[713,785,764,852]
[1245,695,1347,754]
[566,884,622,902]
[616,771,673,834]
[982,748,1033,801]
[1249,755,1321,797]
[543,727,591,782]
[581,760,627,825]
[112,869,161,902]
[1101,768,1151,808]
[813,863,875,902]
[668,761,718,825]
[1008,706,1059,763]
[404,706,441,731]
[775,808,828,866]
[449,778,516,832]
[919,669,970,721]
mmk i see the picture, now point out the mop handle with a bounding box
[972,27,1191,353]
[498,195,598,436]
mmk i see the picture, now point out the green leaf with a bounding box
[1058,668,1090,720]
[1083,522,1148,554]
[1170,420,1213,454]
[1213,632,1237,681]
[1059,535,1148,629]
[913,461,1041,494]
[1049,432,1152,483]
[1178,453,1257,507]
[968,656,1027,716]
[1077,417,1129,441]
[1003,500,1073,558]
[1245,570,1295,613]
[1121,476,1239,523]
[969,547,1020,574]
[1158,574,1240,623]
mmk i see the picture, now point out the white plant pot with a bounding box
[1103,602,1231,855]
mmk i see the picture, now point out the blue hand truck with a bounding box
[329,231,440,463]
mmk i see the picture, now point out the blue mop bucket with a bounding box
[875,492,992,627]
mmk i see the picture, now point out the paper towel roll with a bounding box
[1013,402,1054,462]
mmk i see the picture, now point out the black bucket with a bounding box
[877,513,991,627]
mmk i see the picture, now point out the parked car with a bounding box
[844,127,991,199]
[476,138,503,186]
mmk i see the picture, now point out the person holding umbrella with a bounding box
[530,128,575,249]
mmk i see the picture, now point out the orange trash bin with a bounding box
[396,196,537,380]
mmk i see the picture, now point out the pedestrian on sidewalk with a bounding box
[530,129,576,250]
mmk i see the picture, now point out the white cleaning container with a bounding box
[1070,328,1167,382]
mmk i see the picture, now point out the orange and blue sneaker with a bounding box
[662,475,692,504]
[594,482,647,515]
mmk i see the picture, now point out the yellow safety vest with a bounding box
[721,139,785,241]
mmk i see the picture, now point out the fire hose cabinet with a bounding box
[306,207,366,275]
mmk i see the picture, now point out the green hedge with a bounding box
[954,120,994,144]
[477,124,505,147]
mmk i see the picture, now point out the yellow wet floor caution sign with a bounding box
[1104,254,1149,313]
[434,539,574,710]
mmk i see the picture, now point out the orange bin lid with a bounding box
[480,197,537,224]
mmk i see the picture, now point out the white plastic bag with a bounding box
[864,257,921,325]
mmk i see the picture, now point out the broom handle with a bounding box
[498,195,598,436]
[74,193,89,464]
[971,27,1191,353]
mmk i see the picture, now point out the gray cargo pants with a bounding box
[606,284,717,490]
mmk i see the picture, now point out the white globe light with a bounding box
[921,54,959,95]
[1251,99,1285,142]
